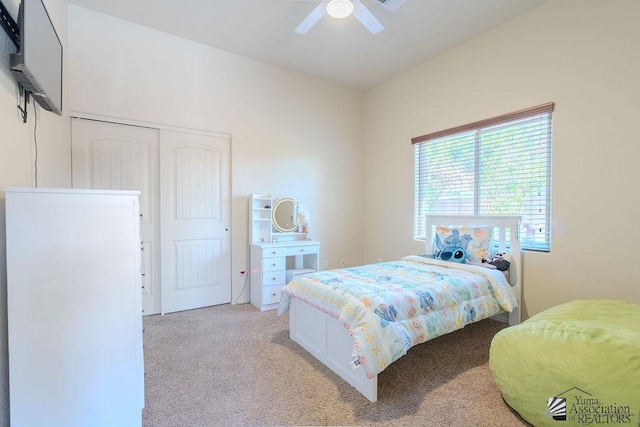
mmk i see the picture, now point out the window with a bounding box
[413,103,554,251]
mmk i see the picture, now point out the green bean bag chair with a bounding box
[490,299,640,427]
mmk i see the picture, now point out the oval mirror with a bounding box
[272,198,297,233]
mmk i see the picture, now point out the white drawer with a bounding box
[262,247,286,258]
[285,245,319,256]
[262,270,286,286]
[262,256,285,272]
[263,285,284,305]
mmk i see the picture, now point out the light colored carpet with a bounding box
[142,303,529,426]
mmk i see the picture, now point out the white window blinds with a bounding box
[413,103,554,251]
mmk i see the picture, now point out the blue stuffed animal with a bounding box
[433,230,471,264]
[435,245,468,263]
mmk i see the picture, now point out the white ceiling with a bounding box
[67,0,549,91]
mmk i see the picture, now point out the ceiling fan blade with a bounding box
[352,0,384,34]
[294,1,327,34]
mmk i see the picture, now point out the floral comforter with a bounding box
[278,255,518,379]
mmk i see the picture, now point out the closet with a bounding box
[71,118,231,314]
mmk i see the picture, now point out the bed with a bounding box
[277,215,522,402]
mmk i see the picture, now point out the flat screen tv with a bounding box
[10,0,62,115]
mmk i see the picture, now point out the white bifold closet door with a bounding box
[71,118,231,314]
[159,130,231,313]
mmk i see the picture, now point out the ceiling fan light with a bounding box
[327,0,354,19]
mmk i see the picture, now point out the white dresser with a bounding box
[250,241,320,311]
[5,188,144,427]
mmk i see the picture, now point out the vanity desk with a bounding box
[249,194,320,311]
[250,241,319,311]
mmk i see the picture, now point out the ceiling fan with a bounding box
[293,0,408,35]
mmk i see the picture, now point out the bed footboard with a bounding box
[289,297,378,402]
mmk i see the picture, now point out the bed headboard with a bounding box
[424,215,522,285]
[424,215,522,324]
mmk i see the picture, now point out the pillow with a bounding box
[433,226,494,263]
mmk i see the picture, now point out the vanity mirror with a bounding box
[272,198,297,233]
[249,193,310,244]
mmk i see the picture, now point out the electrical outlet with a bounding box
[323,259,329,269]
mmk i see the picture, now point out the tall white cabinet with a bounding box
[5,188,144,427]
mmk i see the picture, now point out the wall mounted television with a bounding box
[9,0,63,115]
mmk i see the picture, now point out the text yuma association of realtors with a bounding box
[568,395,634,424]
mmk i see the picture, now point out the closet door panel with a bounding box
[160,130,231,313]
[72,118,161,315]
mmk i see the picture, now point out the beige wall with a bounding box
[67,5,365,305]
[0,0,70,424]
[363,0,640,318]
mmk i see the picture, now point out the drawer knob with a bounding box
[272,292,277,297]
[271,251,276,255]
[299,249,304,252]
[271,263,277,267]
[271,277,277,281]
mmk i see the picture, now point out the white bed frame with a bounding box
[288,215,522,402]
